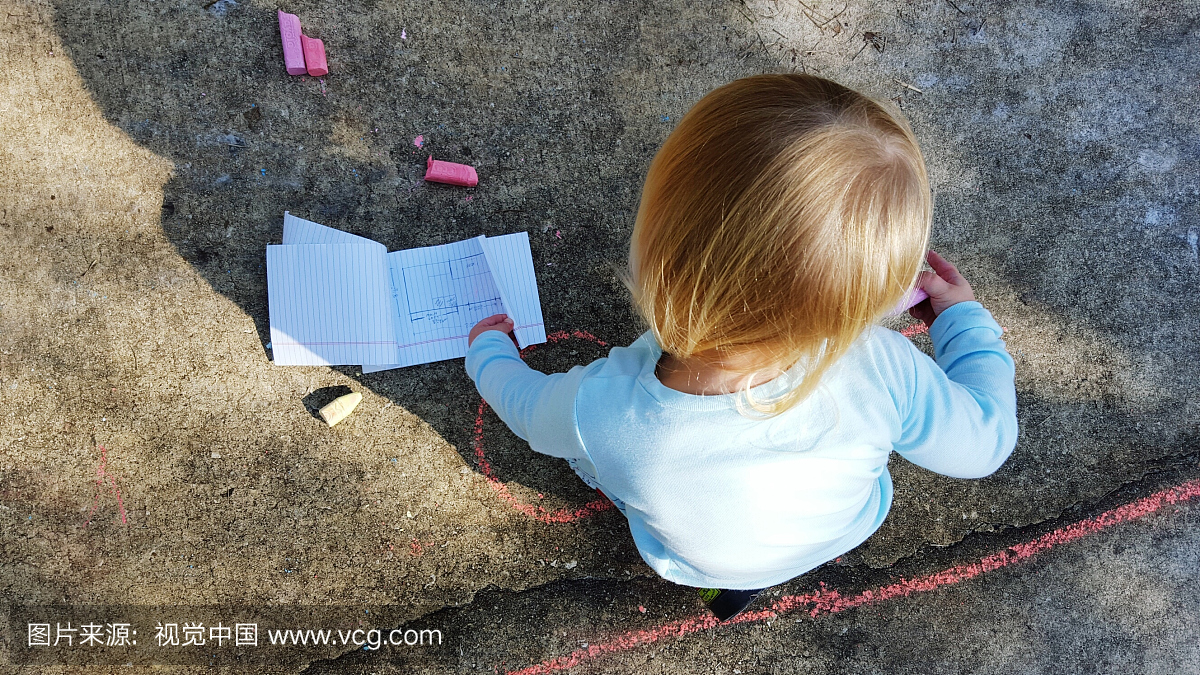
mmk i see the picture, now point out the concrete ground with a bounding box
[306,470,1200,675]
[0,0,1197,671]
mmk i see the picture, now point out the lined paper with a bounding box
[266,243,398,365]
[480,232,547,348]
[282,211,379,246]
[268,213,547,371]
[364,237,508,373]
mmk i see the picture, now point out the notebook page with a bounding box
[479,232,547,348]
[280,212,401,370]
[267,243,399,366]
[282,211,379,246]
[362,237,508,372]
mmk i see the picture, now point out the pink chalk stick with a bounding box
[301,34,328,77]
[889,287,929,316]
[424,156,479,187]
[278,10,307,76]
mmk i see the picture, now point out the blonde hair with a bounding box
[628,74,931,415]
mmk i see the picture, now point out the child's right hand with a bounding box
[909,250,976,327]
[468,314,517,347]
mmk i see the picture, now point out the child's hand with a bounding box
[468,314,516,347]
[909,251,976,326]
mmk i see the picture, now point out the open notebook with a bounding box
[267,212,547,369]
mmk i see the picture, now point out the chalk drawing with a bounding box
[472,330,615,524]
[84,445,128,527]
[503,477,1200,674]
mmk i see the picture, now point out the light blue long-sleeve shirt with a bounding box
[465,301,1018,589]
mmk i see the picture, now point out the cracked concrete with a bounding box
[1,0,1197,671]
[303,467,1200,674]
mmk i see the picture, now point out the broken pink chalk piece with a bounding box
[889,287,929,316]
[278,10,307,75]
[301,34,328,77]
[424,156,478,187]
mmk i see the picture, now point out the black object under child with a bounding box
[699,587,765,621]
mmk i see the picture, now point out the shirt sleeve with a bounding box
[892,301,1018,478]
[463,331,594,460]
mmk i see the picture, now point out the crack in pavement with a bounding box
[302,456,1200,674]
[946,447,1200,544]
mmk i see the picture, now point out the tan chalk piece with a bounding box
[319,392,362,427]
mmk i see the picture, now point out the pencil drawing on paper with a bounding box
[399,252,505,337]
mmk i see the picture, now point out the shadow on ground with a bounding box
[50,0,658,509]
[47,0,1200,562]
[0,2,1193,666]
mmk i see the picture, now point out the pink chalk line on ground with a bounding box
[473,330,615,524]
[504,477,1200,675]
[84,445,128,527]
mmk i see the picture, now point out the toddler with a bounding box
[464,74,1017,620]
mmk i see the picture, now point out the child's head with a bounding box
[628,74,931,414]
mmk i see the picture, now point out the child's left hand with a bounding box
[468,314,517,347]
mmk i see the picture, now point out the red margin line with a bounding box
[505,477,1200,675]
